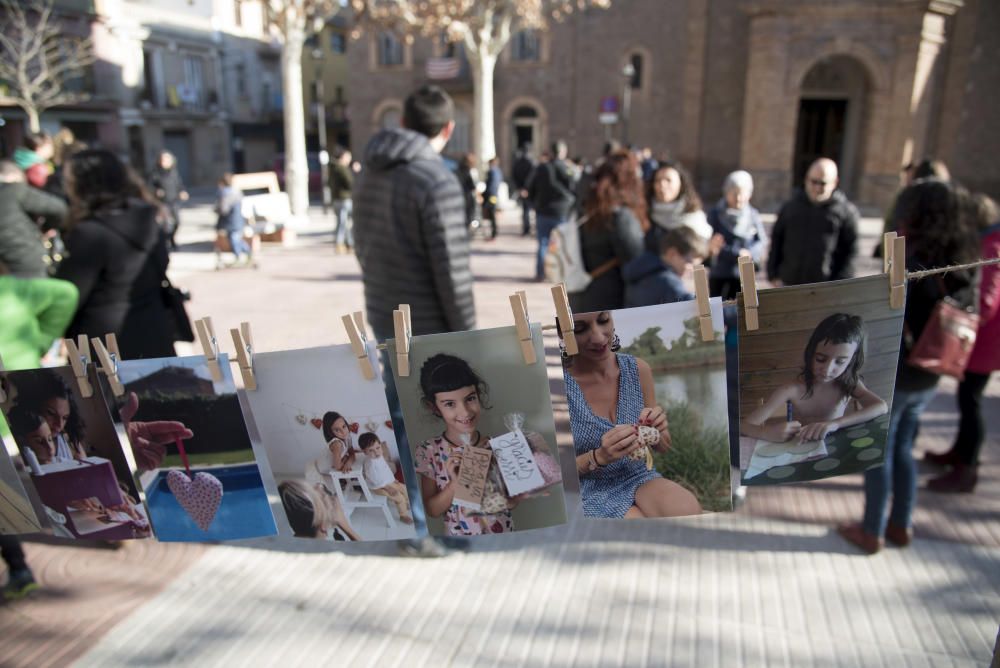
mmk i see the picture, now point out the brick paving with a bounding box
[1,201,997,667]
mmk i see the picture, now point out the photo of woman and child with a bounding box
[563,307,728,519]
[390,328,567,538]
[244,345,417,542]
[738,278,902,484]
[0,368,150,539]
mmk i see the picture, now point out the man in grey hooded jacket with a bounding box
[354,85,475,340]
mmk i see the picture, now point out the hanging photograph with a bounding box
[0,366,150,540]
[0,438,44,535]
[737,275,903,485]
[243,344,417,542]
[564,301,732,520]
[388,325,567,537]
[113,355,277,541]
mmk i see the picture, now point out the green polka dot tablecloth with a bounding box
[741,414,891,486]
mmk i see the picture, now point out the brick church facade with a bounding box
[348,0,999,210]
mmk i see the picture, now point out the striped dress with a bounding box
[565,353,661,518]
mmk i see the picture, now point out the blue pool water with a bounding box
[146,464,277,542]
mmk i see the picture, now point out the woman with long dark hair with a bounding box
[839,178,980,554]
[55,149,175,359]
[571,150,648,313]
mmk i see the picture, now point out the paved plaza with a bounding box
[1,200,998,667]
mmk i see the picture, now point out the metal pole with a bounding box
[315,68,332,216]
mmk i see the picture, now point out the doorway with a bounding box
[511,105,539,161]
[792,99,847,187]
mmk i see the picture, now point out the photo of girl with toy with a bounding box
[412,351,563,537]
[740,313,888,445]
[563,311,703,519]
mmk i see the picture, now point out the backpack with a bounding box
[543,215,619,293]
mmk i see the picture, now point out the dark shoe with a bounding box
[924,448,960,467]
[837,523,883,555]
[927,465,978,493]
[3,569,38,600]
[885,524,913,547]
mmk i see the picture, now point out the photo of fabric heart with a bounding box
[111,354,277,542]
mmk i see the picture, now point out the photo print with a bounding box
[564,301,732,520]
[737,275,904,485]
[388,325,567,537]
[0,438,43,535]
[243,344,417,542]
[0,366,150,540]
[113,355,277,541]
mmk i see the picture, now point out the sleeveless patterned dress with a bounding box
[564,353,661,518]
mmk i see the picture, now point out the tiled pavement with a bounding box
[2,203,997,667]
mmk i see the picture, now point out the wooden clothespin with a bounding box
[63,336,94,398]
[738,255,759,332]
[393,304,412,377]
[342,311,376,380]
[230,322,257,390]
[195,317,224,382]
[889,235,906,309]
[91,335,125,397]
[882,231,897,274]
[693,266,715,342]
[509,291,537,365]
[550,283,578,355]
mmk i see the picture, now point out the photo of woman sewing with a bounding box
[562,301,732,519]
[737,276,903,485]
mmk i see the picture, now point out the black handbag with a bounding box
[161,277,195,342]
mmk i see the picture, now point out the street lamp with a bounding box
[312,47,332,216]
[621,62,635,147]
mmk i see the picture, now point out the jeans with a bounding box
[0,535,27,572]
[520,197,533,234]
[335,199,353,247]
[862,385,938,536]
[227,230,250,258]
[954,371,991,466]
[535,214,563,280]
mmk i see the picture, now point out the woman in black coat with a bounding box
[56,149,176,360]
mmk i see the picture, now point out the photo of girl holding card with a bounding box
[414,353,514,536]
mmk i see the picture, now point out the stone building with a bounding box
[347,0,999,210]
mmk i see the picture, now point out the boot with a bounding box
[927,464,978,493]
[837,523,883,555]
[885,524,913,547]
[924,448,960,467]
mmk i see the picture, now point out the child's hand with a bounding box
[797,421,837,442]
[446,455,462,483]
[766,420,801,443]
[638,406,671,452]
[599,424,639,464]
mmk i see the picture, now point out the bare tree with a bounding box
[0,0,95,133]
[350,0,612,167]
[265,0,339,219]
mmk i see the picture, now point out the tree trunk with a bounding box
[26,106,40,133]
[281,17,310,219]
[469,49,497,172]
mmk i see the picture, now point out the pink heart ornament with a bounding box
[166,470,223,531]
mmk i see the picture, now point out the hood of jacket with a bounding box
[623,251,668,284]
[363,127,440,172]
[90,199,161,252]
[12,147,43,170]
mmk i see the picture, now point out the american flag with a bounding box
[426,57,460,80]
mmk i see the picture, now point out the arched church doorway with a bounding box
[792,55,871,197]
